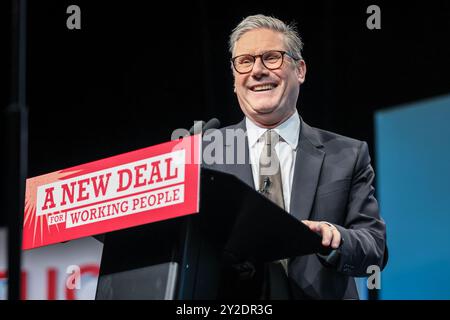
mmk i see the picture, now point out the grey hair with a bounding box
[229,14,304,60]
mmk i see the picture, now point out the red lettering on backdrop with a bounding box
[77,178,90,201]
[47,268,57,300]
[20,271,27,300]
[41,187,56,210]
[149,161,163,184]
[0,271,27,300]
[165,157,178,180]
[116,169,132,192]
[0,266,101,300]
[91,173,112,197]
[60,182,77,206]
[133,164,148,188]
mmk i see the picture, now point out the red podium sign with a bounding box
[23,135,201,250]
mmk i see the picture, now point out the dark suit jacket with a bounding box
[203,117,387,299]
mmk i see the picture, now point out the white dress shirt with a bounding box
[246,111,301,213]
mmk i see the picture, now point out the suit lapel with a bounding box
[290,119,325,222]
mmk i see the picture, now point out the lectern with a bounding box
[95,168,326,300]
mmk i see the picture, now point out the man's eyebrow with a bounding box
[235,49,285,56]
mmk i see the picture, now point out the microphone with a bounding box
[202,118,221,131]
[259,176,271,194]
[188,120,206,136]
[187,118,221,136]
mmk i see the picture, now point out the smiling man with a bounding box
[205,14,387,300]
[232,28,306,129]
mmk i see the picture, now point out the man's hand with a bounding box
[302,220,342,249]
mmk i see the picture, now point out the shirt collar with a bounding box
[245,110,301,150]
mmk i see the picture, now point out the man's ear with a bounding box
[296,60,307,84]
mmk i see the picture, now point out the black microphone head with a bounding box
[203,118,221,131]
[188,120,206,136]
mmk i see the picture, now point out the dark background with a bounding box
[2,1,450,225]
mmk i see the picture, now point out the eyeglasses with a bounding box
[231,50,299,74]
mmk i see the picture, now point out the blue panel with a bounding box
[356,277,369,300]
[375,94,450,299]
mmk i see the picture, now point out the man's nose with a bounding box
[251,57,269,78]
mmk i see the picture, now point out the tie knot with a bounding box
[259,129,285,210]
[263,130,280,147]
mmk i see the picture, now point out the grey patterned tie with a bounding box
[259,130,289,276]
[259,130,285,209]
[259,130,288,290]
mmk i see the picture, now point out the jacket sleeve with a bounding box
[321,141,388,277]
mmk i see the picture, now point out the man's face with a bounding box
[233,28,306,128]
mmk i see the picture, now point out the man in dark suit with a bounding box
[203,14,387,299]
